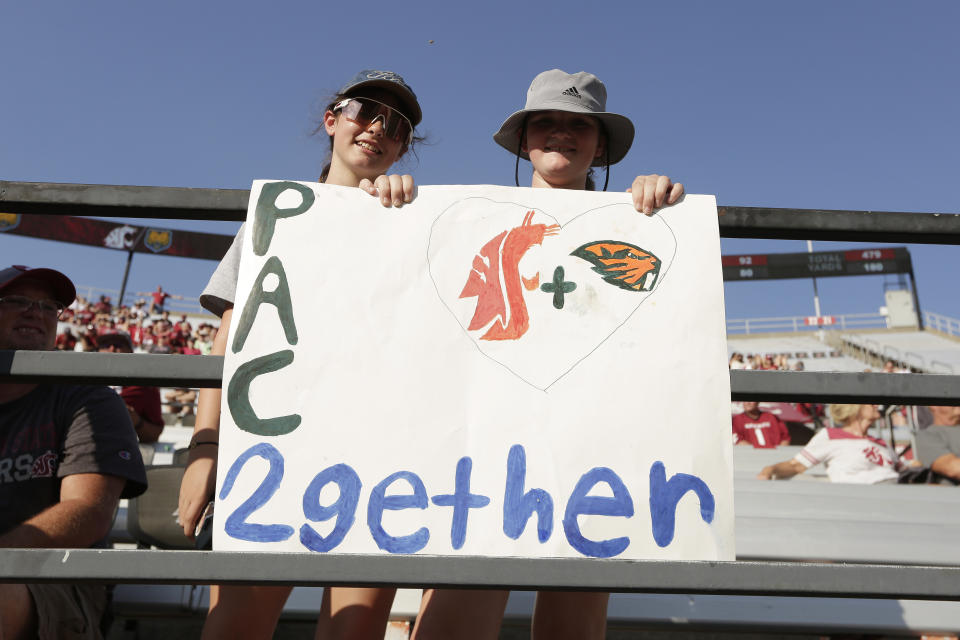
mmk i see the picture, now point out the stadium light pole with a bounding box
[807,240,822,318]
[118,228,147,307]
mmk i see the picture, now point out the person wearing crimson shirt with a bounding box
[128,321,146,348]
[55,327,77,351]
[174,313,192,334]
[733,401,791,448]
[146,285,182,315]
[97,331,164,443]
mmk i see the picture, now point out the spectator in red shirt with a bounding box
[97,331,164,443]
[733,401,791,448]
[92,295,112,315]
[146,285,182,315]
[77,306,94,325]
[55,327,77,351]
[128,321,146,348]
[174,313,192,333]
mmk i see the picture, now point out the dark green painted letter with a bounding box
[227,350,301,436]
[253,181,315,256]
[232,256,298,354]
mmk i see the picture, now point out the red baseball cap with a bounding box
[0,265,76,306]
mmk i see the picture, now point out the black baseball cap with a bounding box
[339,69,422,126]
[97,331,134,351]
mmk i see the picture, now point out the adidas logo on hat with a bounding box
[561,86,582,98]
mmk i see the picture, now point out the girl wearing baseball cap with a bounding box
[179,69,423,640]
[412,69,683,640]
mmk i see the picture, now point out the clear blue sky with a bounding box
[2,0,957,322]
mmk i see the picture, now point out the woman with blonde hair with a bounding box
[757,403,903,484]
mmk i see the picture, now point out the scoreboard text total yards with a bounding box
[721,248,912,282]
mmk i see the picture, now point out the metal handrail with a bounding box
[726,312,888,334]
[925,311,960,338]
[2,549,959,600]
[2,180,960,243]
[930,360,956,374]
[1,351,958,405]
[904,350,926,370]
[75,284,205,315]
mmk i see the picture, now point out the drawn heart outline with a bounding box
[427,198,677,390]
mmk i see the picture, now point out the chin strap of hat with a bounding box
[514,120,527,187]
[601,126,610,192]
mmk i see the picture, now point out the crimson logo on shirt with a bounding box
[862,446,884,466]
[31,451,58,478]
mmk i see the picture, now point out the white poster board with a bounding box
[214,182,734,561]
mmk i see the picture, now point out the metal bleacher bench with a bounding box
[2,182,960,636]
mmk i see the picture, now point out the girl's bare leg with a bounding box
[532,591,609,640]
[201,584,292,639]
[411,588,509,640]
[315,587,397,640]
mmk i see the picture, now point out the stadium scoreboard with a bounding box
[722,247,912,281]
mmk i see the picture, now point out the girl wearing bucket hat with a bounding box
[494,68,683,214]
[411,69,681,640]
[178,69,423,640]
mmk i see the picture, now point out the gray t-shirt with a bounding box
[916,425,960,468]
[0,384,148,535]
[200,223,245,318]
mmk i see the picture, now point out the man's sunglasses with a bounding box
[0,295,66,318]
[333,98,413,145]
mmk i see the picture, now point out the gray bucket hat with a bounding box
[493,69,635,166]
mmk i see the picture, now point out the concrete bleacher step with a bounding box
[735,479,960,564]
[727,334,870,371]
[841,329,960,373]
[733,445,827,480]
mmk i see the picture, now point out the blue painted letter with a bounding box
[367,471,430,553]
[648,461,715,548]
[431,457,491,550]
[300,463,362,552]
[562,467,634,558]
[219,442,294,542]
[503,445,553,542]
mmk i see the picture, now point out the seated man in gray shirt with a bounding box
[915,405,960,484]
[0,265,147,640]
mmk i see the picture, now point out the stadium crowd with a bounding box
[54,292,218,356]
[52,291,215,428]
[728,351,803,370]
